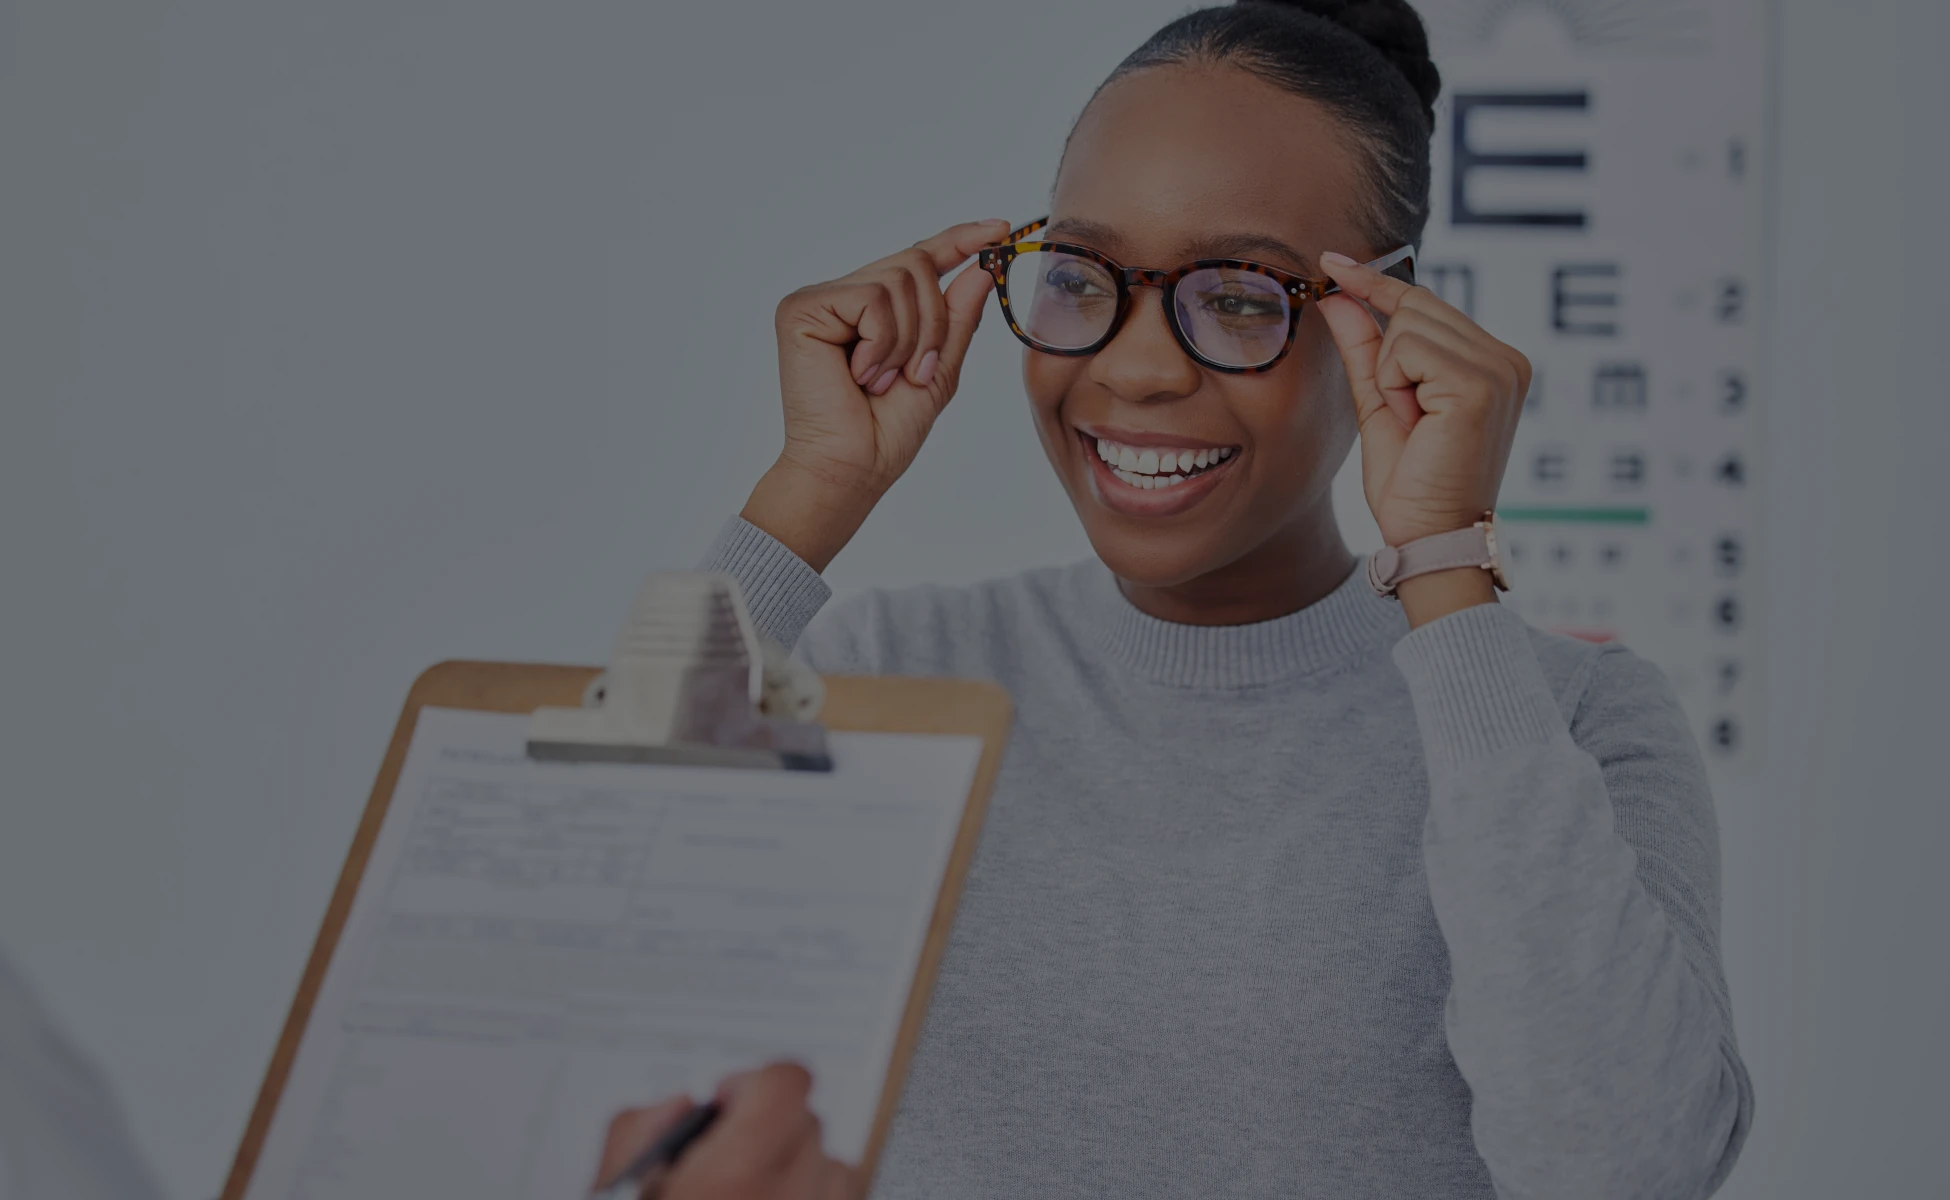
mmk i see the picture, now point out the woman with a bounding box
[690,1,1753,1195]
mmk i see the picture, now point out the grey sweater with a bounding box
[704,518,1753,1200]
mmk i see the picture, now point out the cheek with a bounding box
[1295,315,1357,449]
[1248,317,1354,450]
[1022,348,1081,433]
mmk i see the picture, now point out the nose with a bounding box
[1086,287,1202,404]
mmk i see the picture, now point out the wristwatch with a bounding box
[1367,511,1511,598]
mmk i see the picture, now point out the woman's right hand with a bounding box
[743,218,1010,572]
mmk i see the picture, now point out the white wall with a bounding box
[0,2,1943,1196]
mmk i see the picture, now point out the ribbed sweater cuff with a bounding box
[699,517,832,651]
[1391,603,1567,773]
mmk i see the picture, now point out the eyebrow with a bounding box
[1042,218,1318,276]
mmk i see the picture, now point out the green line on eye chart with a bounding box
[1498,507,1651,525]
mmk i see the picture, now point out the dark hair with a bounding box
[1085,0,1441,250]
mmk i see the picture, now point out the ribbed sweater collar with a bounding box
[1081,557,1405,689]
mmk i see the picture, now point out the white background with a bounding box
[1,2,1944,1197]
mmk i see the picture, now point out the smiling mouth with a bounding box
[1081,432,1238,490]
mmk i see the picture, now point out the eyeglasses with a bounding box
[976,217,1415,374]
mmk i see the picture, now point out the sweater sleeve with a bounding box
[697,517,876,675]
[1391,603,1753,1200]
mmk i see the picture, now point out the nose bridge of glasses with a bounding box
[1113,282,1186,356]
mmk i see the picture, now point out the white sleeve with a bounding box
[0,951,166,1200]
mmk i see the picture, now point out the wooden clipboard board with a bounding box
[220,659,1012,1200]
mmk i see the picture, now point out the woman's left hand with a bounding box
[1314,252,1530,551]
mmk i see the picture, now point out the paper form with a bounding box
[243,707,983,1200]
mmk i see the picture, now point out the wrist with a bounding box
[741,458,883,574]
[1377,508,1495,549]
[1397,567,1498,629]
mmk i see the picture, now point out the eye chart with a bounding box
[1406,0,1769,769]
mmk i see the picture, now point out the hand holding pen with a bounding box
[591,1062,857,1200]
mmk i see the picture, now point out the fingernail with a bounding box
[871,367,899,395]
[915,349,939,385]
[855,359,880,385]
[1320,251,1358,268]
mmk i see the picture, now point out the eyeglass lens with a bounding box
[1004,250,1294,369]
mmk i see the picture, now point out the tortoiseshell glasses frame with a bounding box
[975,217,1416,374]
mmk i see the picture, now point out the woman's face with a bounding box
[1026,64,1378,589]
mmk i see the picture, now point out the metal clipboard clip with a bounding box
[526,572,833,771]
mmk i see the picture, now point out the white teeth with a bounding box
[1093,435,1238,482]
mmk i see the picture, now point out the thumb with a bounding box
[1316,293,1409,466]
[932,263,996,395]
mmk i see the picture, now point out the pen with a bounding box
[589,1099,723,1199]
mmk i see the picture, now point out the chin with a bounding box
[1073,513,1230,590]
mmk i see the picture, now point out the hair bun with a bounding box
[1245,0,1440,126]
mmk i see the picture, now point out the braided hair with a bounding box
[1091,0,1442,251]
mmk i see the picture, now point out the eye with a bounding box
[1193,288,1285,321]
[1045,262,1113,297]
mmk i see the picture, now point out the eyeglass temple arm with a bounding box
[1318,244,1417,296]
[976,219,1046,269]
[1002,218,1047,244]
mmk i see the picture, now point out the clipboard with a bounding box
[219,658,1011,1200]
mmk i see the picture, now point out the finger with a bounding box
[1318,251,1419,319]
[1374,329,1496,425]
[863,269,920,395]
[894,250,950,387]
[1392,286,1491,344]
[835,283,900,387]
[675,1063,818,1194]
[592,1096,692,1189]
[932,259,995,392]
[1316,293,1411,462]
[710,1061,816,1168]
[762,1112,832,1200]
[1370,296,1533,425]
[671,1114,820,1200]
[1375,309,1514,407]
[910,218,1014,276]
[1314,292,1388,417]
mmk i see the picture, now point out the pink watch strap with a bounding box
[1367,521,1504,597]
